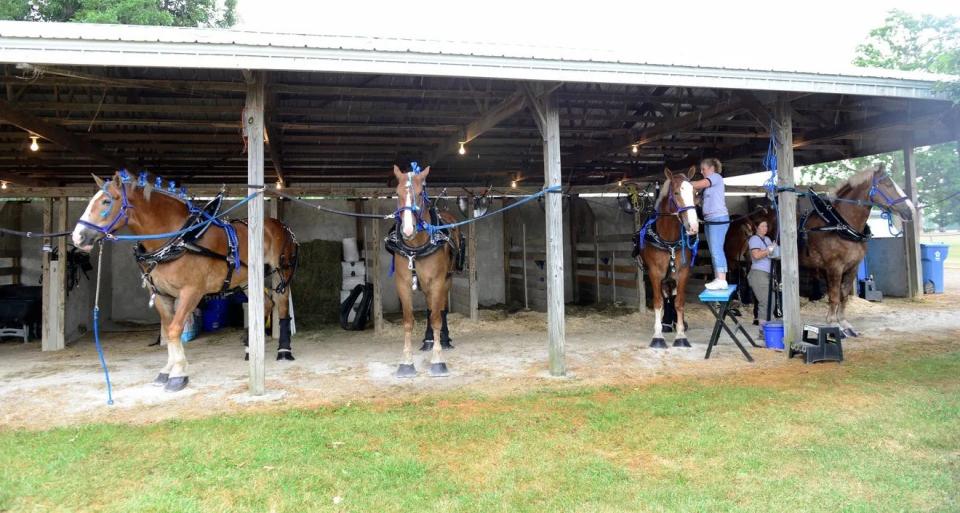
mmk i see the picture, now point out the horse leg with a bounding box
[649,276,667,349]
[424,275,452,378]
[164,288,204,392]
[673,272,691,348]
[152,294,175,386]
[395,271,417,378]
[420,309,434,351]
[439,307,453,349]
[267,290,295,361]
[839,268,859,337]
[824,268,843,329]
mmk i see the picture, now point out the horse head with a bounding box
[663,166,699,236]
[393,163,431,240]
[72,171,134,251]
[868,163,915,222]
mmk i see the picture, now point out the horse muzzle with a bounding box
[71,225,101,252]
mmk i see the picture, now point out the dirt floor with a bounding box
[2,273,958,430]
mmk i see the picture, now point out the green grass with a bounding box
[1,350,958,513]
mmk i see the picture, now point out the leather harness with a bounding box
[799,187,871,244]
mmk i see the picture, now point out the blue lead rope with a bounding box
[108,190,262,242]
[424,185,562,235]
[92,241,114,405]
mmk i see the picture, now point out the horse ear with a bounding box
[91,173,105,188]
[686,165,697,179]
[663,167,673,179]
[419,166,430,180]
[393,165,404,182]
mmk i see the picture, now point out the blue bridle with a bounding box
[77,170,135,236]
[868,171,910,237]
[393,162,431,236]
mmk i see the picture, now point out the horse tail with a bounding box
[275,221,299,294]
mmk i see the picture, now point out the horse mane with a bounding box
[830,165,879,195]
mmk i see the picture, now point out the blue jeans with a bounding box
[706,215,729,274]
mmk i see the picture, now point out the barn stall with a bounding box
[0,22,956,416]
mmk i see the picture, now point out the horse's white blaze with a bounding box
[679,181,698,234]
[401,172,415,238]
[72,191,104,247]
[653,307,663,339]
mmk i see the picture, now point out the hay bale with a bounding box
[291,240,342,329]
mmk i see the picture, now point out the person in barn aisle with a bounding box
[692,158,730,290]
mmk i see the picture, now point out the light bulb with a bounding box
[631,144,638,155]
[511,180,517,189]
[29,136,39,152]
[618,180,623,187]
[458,142,466,156]
[276,180,283,190]
[1,181,7,190]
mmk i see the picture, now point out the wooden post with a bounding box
[502,199,512,305]
[610,250,616,304]
[245,71,266,396]
[521,223,528,310]
[594,222,600,304]
[41,198,66,351]
[902,142,923,298]
[775,97,802,347]
[369,203,384,334]
[468,201,479,321]
[542,92,566,376]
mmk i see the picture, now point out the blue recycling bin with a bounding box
[920,243,949,294]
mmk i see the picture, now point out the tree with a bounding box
[799,10,960,231]
[0,0,237,27]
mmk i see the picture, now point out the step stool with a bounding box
[789,324,844,364]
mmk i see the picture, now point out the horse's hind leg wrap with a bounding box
[439,309,453,349]
[420,309,435,351]
[277,317,294,360]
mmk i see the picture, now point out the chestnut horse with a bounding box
[387,164,462,378]
[637,167,700,348]
[798,164,913,336]
[72,171,299,392]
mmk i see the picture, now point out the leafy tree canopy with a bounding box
[0,0,237,27]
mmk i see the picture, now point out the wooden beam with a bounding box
[245,71,266,396]
[794,109,941,149]
[902,140,923,299]
[541,90,566,377]
[775,97,802,347]
[430,91,527,164]
[369,205,384,335]
[0,99,126,169]
[265,74,286,186]
[40,198,65,351]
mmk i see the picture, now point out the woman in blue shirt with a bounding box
[748,220,779,338]
[692,158,729,290]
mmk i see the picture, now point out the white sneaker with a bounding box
[705,279,729,290]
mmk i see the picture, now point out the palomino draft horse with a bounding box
[797,164,914,337]
[72,170,299,392]
[635,167,700,348]
[385,164,464,378]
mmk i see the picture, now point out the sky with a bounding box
[235,0,958,72]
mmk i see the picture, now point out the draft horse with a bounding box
[72,170,299,392]
[635,167,700,348]
[385,164,464,378]
[797,164,914,336]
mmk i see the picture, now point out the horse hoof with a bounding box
[429,362,450,377]
[650,338,668,349]
[164,376,189,393]
[673,338,691,348]
[152,373,169,386]
[276,351,296,361]
[395,363,417,378]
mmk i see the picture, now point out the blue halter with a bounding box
[393,162,431,235]
[78,170,134,235]
[868,172,909,237]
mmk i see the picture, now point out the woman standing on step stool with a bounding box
[692,158,730,290]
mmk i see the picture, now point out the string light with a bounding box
[29,135,39,152]
[458,142,466,156]
[631,144,638,155]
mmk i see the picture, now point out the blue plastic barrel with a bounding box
[920,243,949,294]
[763,322,785,351]
[202,297,229,332]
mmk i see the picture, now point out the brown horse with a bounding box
[387,164,462,377]
[638,167,700,348]
[72,171,299,392]
[798,164,913,336]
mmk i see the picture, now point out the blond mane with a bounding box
[830,165,880,195]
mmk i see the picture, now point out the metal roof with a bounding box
[0,21,953,100]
